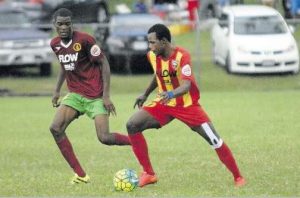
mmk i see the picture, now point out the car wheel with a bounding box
[225,54,233,74]
[40,63,52,76]
[292,68,299,75]
[97,6,108,23]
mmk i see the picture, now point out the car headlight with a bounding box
[237,45,250,54]
[107,37,125,48]
[0,40,14,48]
[283,44,296,52]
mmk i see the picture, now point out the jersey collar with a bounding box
[60,39,73,48]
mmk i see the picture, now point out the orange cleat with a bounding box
[234,177,246,187]
[138,172,158,187]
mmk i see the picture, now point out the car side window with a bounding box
[218,13,229,28]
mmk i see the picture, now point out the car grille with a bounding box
[129,36,148,51]
[254,62,280,67]
[12,40,44,48]
[251,50,284,55]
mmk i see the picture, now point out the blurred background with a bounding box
[0,0,300,96]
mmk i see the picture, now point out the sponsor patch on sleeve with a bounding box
[182,64,192,76]
[90,44,101,56]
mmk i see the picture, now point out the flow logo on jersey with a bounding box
[157,69,177,78]
[58,53,79,63]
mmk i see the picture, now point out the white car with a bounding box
[211,5,299,74]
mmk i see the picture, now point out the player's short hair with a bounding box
[53,8,73,21]
[148,24,171,42]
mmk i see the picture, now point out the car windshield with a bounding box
[234,15,287,35]
[111,15,162,33]
[0,12,31,27]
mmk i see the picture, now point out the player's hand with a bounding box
[52,92,60,108]
[134,95,147,109]
[103,96,116,116]
[158,91,174,104]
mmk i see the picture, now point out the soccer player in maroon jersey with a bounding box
[49,8,130,184]
[126,24,246,187]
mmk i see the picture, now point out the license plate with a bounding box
[22,54,34,62]
[262,60,275,66]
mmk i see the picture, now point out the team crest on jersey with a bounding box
[73,43,81,51]
[182,64,192,76]
[171,60,178,70]
[90,44,101,56]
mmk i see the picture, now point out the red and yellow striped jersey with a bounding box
[147,46,200,107]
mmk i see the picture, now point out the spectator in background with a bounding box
[133,0,148,13]
[29,0,44,4]
[187,0,199,21]
[282,0,292,18]
[290,0,300,17]
[154,0,178,4]
[218,0,230,8]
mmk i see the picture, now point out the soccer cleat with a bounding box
[71,173,90,184]
[138,172,158,187]
[234,177,246,187]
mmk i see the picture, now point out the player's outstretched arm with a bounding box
[52,68,66,107]
[101,55,116,116]
[134,76,157,109]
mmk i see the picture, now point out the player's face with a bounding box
[147,32,164,56]
[54,16,73,40]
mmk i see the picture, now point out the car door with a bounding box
[213,13,230,64]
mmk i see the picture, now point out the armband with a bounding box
[167,91,174,99]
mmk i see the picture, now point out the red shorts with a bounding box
[143,102,210,127]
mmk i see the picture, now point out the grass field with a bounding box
[1,7,300,196]
[1,91,300,197]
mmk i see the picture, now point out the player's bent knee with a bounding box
[126,120,140,134]
[97,133,114,146]
[49,124,59,134]
[49,125,65,141]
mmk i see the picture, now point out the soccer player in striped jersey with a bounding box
[126,24,246,187]
[49,8,130,184]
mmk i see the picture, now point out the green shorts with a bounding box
[61,93,108,119]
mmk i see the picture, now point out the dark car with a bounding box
[8,0,110,30]
[96,13,163,74]
[199,0,243,19]
[0,6,53,76]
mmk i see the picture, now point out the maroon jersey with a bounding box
[50,31,104,99]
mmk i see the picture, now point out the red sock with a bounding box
[56,137,86,177]
[128,133,155,175]
[215,142,242,179]
[113,133,131,145]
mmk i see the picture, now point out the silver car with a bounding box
[0,6,53,76]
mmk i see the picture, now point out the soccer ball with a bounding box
[113,169,138,192]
